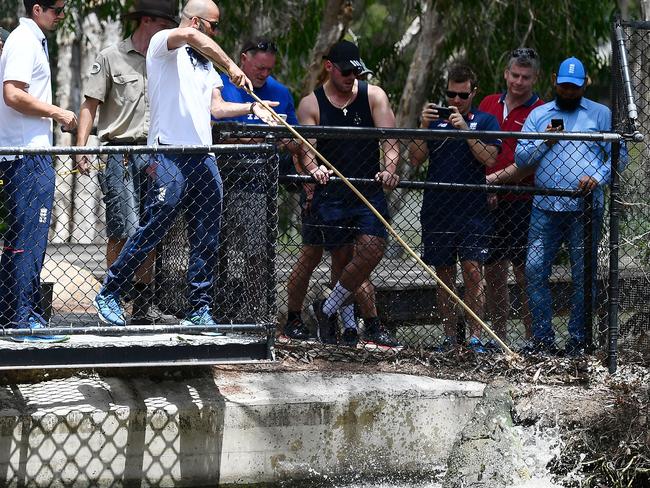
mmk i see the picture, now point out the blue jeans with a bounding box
[525,206,603,345]
[0,155,55,326]
[103,152,223,310]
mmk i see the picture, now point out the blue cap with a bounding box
[557,57,586,86]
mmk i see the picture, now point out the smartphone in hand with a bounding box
[550,118,564,130]
[433,105,453,119]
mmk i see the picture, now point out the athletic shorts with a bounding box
[98,152,149,239]
[485,199,532,266]
[422,216,492,267]
[301,192,389,249]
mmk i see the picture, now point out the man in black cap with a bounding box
[288,40,401,349]
[75,0,179,324]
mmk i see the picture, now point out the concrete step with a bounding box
[0,371,484,486]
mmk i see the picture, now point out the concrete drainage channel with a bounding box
[0,371,562,487]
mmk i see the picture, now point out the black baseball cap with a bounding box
[324,40,364,74]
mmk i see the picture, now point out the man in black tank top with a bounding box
[283,41,402,350]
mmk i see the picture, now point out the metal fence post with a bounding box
[583,190,594,351]
[265,135,279,355]
[607,141,622,374]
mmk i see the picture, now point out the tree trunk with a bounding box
[641,0,650,19]
[386,0,444,258]
[394,0,444,131]
[299,0,354,97]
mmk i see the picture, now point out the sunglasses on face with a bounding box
[182,11,219,31]
[335,64,361,77]
[511,48,537,59]
[446,90,472,100]
[45,4,65,15]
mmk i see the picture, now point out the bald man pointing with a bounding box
[94,0,278,329]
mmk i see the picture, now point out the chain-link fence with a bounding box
[0,144,276,368]
[0,124,630,368]
[610,19,650,370]
[0,49,642,369]
[213,123,623,361]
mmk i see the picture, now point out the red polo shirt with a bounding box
[479,92,544,201]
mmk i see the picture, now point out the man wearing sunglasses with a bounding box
[409,64,501,354]
[295,40,402,350]
[479,48,544,350]
[93,0,277,329]
[0,0,76,342]
[76,0,179,326]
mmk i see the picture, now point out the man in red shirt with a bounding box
[479,48,544,347]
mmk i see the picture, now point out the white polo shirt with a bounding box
[146,29,222,146]
[0,18,53,154]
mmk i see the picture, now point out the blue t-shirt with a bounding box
[217,74,298,125]
[421,109,501,227]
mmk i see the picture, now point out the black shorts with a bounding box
[301,192,389,250]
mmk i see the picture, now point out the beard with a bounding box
[555,93,582,111]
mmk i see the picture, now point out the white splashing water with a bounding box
[331,422,574,488]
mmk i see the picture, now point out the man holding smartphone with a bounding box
[488,56,624,356]
[409,64,501,353]
[479,48,544,350]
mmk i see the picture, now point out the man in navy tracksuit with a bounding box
[0,0,77,342]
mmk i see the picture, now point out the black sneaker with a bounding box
[341,327,359,348]
[362,324,402,351]
[131,304,177,325]
[282,318,312,341]
[312,299,338,344]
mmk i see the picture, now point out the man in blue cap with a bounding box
[488,56,624,355]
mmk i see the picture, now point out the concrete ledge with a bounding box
[0,371,484,486]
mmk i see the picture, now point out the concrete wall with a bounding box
[0,371,484,486]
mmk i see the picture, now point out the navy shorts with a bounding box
[422,216,492,267]
[486,199,532,266]
[301,192,389,250]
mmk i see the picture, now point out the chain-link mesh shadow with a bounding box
[0,373,226,486]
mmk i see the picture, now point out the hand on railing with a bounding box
[577,175,598,193]
[309,165,331,185]
[375,170,400,191]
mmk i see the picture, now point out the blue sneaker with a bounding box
[181,305,223,336]
[94,289,126,326]
[467,336,487,354]
[10,317,69,343]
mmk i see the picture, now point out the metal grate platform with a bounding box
[0,329,272,370]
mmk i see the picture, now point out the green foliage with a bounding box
[0,0,639,110]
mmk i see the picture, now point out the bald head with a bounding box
[182,0,219,20]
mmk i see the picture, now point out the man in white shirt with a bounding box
[94,0,277,330]
[0,0,77,342]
